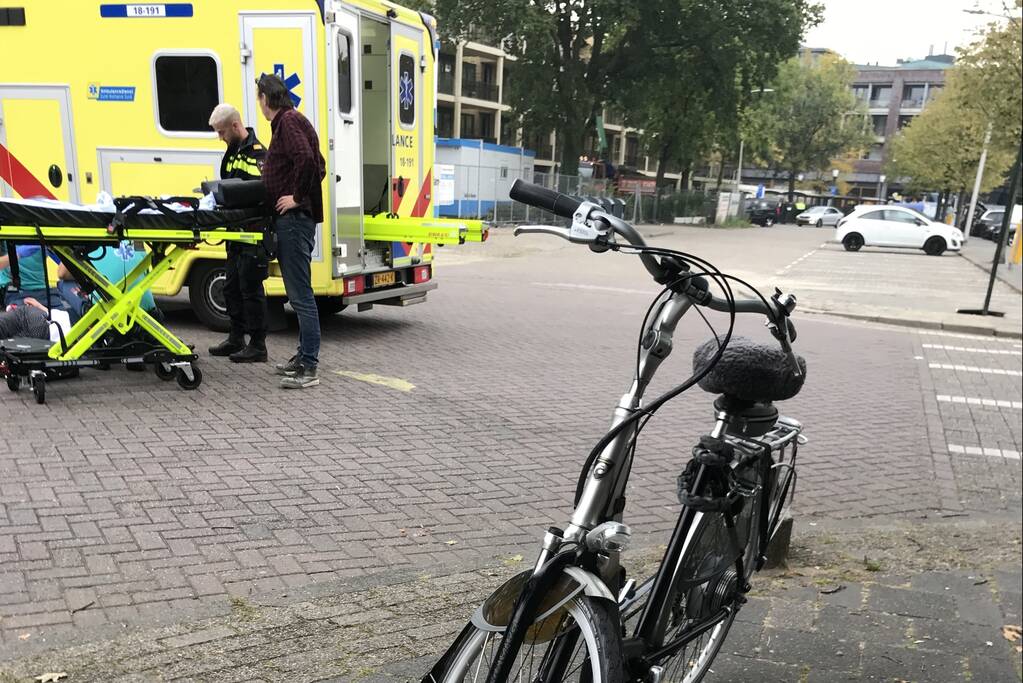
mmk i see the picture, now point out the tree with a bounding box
[614,0,821,190]
[886,72,1015,197]
[885,5,1021,202]
[744,53,873,199]
[432,0,640,175]
[953,1,1023,152]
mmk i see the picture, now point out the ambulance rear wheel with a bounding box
[188,261,231,332]
[176,365,202,390]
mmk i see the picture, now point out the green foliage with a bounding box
[744,53,872,193]
[887,7,1021,193]
[612,0,821,188]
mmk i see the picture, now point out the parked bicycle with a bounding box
[423,179,808,683]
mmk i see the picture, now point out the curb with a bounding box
[801,307,1023,339]
[958,248,1023,294]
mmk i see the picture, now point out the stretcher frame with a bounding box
[1,200,264,403]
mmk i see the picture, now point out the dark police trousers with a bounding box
[224,242,269,347]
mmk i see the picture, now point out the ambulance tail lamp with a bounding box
[344,276,365,295]
[413,266,431,284]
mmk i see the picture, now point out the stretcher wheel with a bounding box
[30,375,46,404]
[176,365,202,390]
[6,375,20,392]
[155,363,176,381]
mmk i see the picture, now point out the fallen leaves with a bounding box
[1003,624,1022,653]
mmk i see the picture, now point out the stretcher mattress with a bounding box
[0,197,265,230]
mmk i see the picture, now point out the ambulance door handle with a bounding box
[342,119,354,126]
[335,175,341,183]
[48,164,64,188]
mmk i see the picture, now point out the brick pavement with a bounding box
[1,225,1020,677]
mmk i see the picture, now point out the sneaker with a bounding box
[274,354,301,376]
[229,345,268,363]
[209,338,245,356]
[280,366,319,389]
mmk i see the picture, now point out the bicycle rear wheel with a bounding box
[620,462,767,682]
[437,596,625,683]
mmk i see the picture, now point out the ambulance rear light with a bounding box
[413,266,431,284]
[344,276,364,295]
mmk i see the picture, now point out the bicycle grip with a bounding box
[509,179,582,219]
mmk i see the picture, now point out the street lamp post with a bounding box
[830,169,839,206]
[878,174,887,202]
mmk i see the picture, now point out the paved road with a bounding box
[1,224,1019,680]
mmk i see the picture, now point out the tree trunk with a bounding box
[655,143,671,190]
[715,157,725,191]
[955,190,967,228]
[559,125,583,177]
[680,164,692,191]
[787,171,796,202]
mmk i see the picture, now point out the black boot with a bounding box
[229,341,268,363]
[209,337,245,356]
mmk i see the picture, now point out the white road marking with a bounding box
[775,249,819,275]
[937,395,1023,410]
[928,363,1022,377]
[923,344,1023,356]
[918,330,1021,345]
[948,444,1021,460]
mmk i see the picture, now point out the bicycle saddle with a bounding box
[692,336,806,403]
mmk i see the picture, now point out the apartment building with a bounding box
[847,54,953,196]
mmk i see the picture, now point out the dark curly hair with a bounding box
[256,73,294,110]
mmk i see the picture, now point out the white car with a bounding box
[796,205,844,227]
[835,205,963,256]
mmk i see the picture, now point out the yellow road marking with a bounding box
[334,370,415,392]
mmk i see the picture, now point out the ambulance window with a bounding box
[337,32,353,115]
[154,54,221,134]
[398,53,415,127]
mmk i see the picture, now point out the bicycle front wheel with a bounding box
[438,596,625,683]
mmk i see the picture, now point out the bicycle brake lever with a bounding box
[513,219,606,244]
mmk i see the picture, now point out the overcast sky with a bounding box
[803,0,1016,66]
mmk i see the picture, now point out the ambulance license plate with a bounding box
[372,272,396,288]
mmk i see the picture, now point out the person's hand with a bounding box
[22,297,46,312]
[276,195,299,213]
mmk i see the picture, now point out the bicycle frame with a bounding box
[528,282,803,662]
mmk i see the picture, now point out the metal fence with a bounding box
[437,162,722,225]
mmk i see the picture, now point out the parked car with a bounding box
[966,202,1001,236]
[835,205,963,255]
[977,208,1014,241]
[795,205,844,227]
[747,199,782,227]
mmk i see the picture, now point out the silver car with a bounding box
[796,205,844,227]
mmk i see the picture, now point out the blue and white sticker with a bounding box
[100,4,193,18]
[87,84,136,102]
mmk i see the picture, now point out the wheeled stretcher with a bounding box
[0,196,266,403]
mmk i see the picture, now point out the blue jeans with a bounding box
[276,211,320,369]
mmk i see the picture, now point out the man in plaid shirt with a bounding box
[256,74,326,389]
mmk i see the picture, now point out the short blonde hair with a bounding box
[208,103,242,128]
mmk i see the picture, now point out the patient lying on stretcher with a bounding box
[0,297,74,341]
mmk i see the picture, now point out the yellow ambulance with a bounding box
[0,1,484,329]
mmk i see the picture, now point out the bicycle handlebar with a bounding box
[508,179,583,219]
[508,179,798,356]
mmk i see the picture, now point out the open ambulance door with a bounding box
[328,7,364,278]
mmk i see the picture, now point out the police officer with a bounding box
[207,103,269,362]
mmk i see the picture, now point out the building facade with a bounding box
[847,55,953,196]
